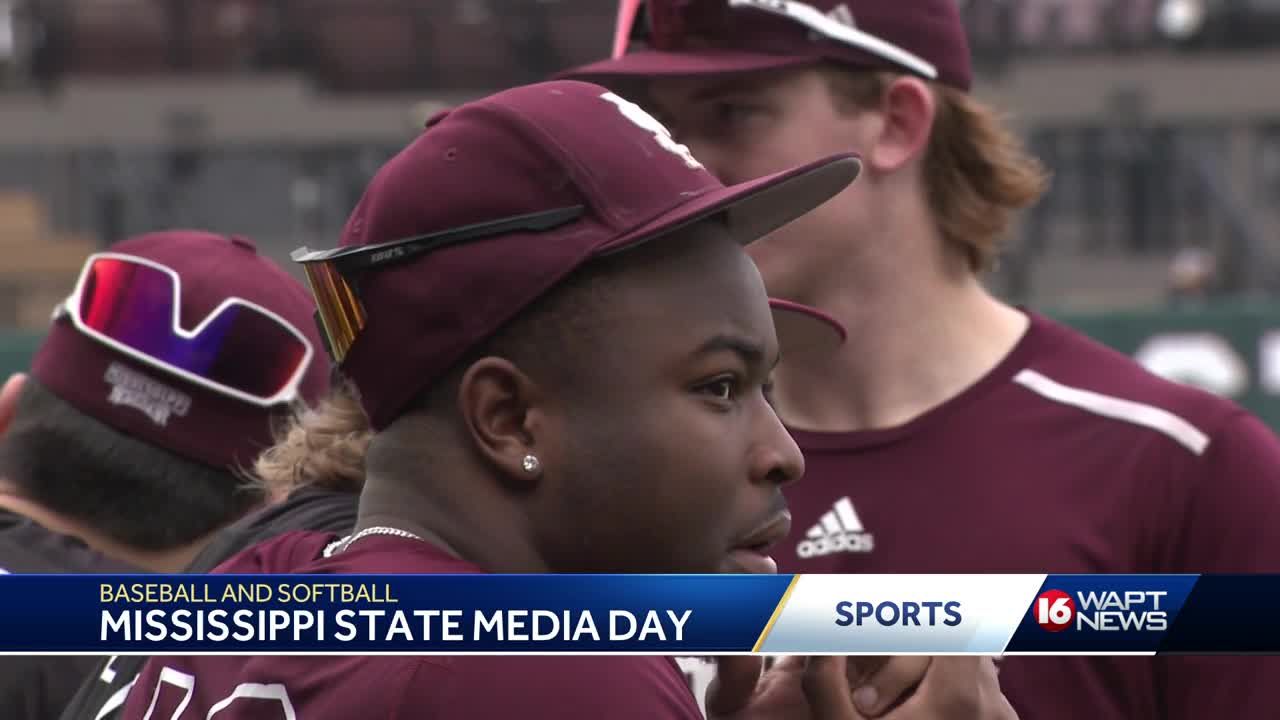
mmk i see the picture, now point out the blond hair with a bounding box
[254,377,372,498]
[823,68,1050,271]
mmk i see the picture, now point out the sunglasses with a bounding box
[291,205,586,364]
[57,252,315,407]
[614,0,938,81]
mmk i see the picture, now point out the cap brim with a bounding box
[769,298,845,354]
[555,49,820,82]
[600,151,861,257]
[596,151,857,355]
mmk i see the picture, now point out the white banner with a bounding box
[757,574,1047,654]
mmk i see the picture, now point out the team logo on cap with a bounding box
[104,362,192,427]
[600,92,704,170]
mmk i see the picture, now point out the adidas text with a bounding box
[797,532,875,557]
[797,497,875,557]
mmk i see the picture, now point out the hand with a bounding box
[856,656,1016,719]
[706,655,863,720]
[710,655,921,716]
[705,655,1016,720]
[844,656,923,715]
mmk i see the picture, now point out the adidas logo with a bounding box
[796,496,874,558]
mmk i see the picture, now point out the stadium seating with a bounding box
[0,191,96,330]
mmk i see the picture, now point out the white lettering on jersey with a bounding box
[208,683,298,720]
[94,679,135,720]
[140,667,194,720]
[138,668,298,720]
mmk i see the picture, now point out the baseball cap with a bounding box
[293,79,860,431]
[558,0,972,91]
[31,231,330,470]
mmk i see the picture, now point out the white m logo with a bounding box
[600,92,704,170]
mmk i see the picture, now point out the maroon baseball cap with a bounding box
[31,231,329,471]
[302,80,860,430]
[558,0,972,91]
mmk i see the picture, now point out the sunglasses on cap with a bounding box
[291,205,586,364]
[55,252,316,407]
[613,0,938,81]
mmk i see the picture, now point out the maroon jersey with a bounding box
[119,531,703,720]
[777,311,1280,720]
[0,508,138,720]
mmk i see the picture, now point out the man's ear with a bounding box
[456,358,548,488]
[0,373,27,439]
[864,76,936,174]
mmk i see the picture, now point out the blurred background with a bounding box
[1,0,1279,425]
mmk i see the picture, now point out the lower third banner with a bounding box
[0,574,1274,654]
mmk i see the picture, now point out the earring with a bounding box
[521,454,541,475]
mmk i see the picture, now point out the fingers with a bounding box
[706,655,764,717]
[886,657,1017,720]
[844,655,891,686]
[769,654,808,676]
[846,655,931,716]
[802,656,860,720]
[0,373,27,435]
[969,657,1017,719]
[923,656,992,712]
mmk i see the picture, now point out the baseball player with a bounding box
[558,1,1280,718]
[112,79,1012,719]
[0,230,329,719]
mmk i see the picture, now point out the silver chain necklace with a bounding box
[323,525,422,558]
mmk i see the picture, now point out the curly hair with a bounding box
[254,377,372,498]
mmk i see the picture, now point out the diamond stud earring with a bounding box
[521,454,541,474]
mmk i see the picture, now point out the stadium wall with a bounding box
[5,302,1280,431]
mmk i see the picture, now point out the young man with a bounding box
[59,376,367,720]
[0,230,330,719]
[114,79,1012,719]
[66,378,1009,720]
[558,2,1280,719]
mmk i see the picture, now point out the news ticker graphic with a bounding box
[0,574,1275,655]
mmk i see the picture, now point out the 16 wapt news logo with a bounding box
[1034,588,1169,633]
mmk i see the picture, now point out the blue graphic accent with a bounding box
[0,574,793,653]
[1005,575,1199,652]
[1158,574,1280,654]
